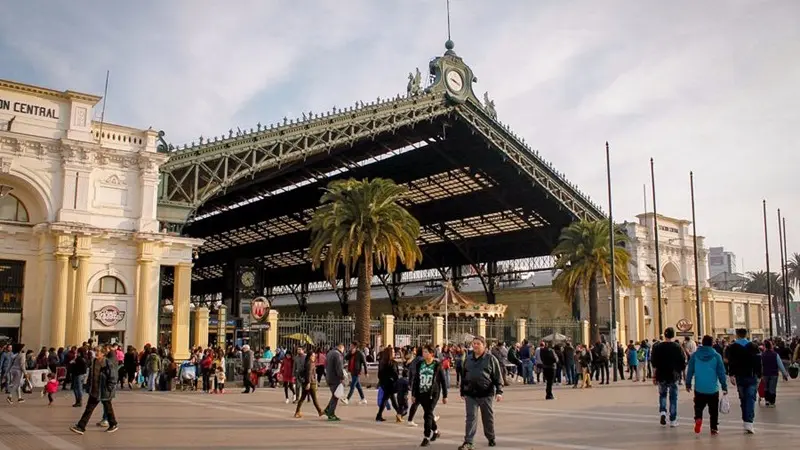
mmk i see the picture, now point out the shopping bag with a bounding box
[789,363,799,379]
[757,378,766,399]
[334,383,345,399]
[719,393,730,415]
[22,377,33,394]
[377,386,385,406]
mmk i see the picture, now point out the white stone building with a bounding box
[0,79,201,354]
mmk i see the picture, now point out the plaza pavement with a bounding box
[0,379,798,450]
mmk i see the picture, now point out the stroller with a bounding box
[178,361,197,391]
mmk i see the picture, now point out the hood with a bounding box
[694,346,717,362]
[734,338,750,347]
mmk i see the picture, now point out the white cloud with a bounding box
[1,0,799,271]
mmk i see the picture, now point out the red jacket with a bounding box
[279,357,294,382]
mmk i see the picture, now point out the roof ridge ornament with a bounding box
[407,68,422,97]
[483,92,497,119]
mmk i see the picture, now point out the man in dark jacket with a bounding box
[650,327,685,427]
[344,341,367,405]
[241,345,255,393]
[540,342,557,400]
[459,336,503,450]
[725,328,761,433]
[324,343,345,421]
[411,344,448,447]
[70,346,118,435]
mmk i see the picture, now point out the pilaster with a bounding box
[476,317,487,340]
[432,316,444,347]
[192,307,210,348]
[216,306,227,349]
[381,314,395,350]
[171,262,192,361]
[264,309,279,351]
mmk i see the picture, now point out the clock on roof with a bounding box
[426,40,478,105]
[446,70,464,92]
[240,270,255,288]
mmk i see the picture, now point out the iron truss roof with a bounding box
[159,92,605,297]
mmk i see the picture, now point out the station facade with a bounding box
[0,79,201,356]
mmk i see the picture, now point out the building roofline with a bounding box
[635,212,691,225]
[0,79,102,105]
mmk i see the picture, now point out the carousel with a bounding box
[398,282,508,319]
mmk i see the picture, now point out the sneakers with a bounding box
[340,398,349,405]
[69,425,85,435]
[434,415,440,422]
[488,439,496,447]
[358,399,367,405]
[293,412,302,418]
[660,412,667,426]
[694,419,702,434]
[431,431,440,442]
[407,420,418,427]
[97,420,109,427]
[327,415,340,422]
[106,425,119,433]
[421,438,430,447]
[458,443,475,450]
[743,422,755,434]
[284,398,290,404]
[711,429,719,436]
[670,420,679,428]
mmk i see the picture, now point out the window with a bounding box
[0,260,24,312]
[92,276,126,294]
[0,194,29,222]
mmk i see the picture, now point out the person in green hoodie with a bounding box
[685,335,728,436]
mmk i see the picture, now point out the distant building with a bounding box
[708,247,737,278]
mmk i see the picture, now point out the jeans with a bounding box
[564,363,576,385]
[464,396,495,444]
[376,382,399,419]
[658,381,679,422]
[147,372,158,391]
[295,385,323,416]
[521,359,534,384]
[418,395,439,439]
[694,392,720,430]
[443,370,450,389]
[76,396,116,429]
[72,374,85,405]
[735,376,757,423]
[763,375,779,404]
[347,374,364,401]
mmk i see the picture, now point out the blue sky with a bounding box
[2,0,799,274]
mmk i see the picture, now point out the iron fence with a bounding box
[526,318,582,344]
[394,317,432,347]
[277,314,355,351]
[485,318,516,344]
[446,317,477,344]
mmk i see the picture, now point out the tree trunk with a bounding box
[356,252,373,346]
[588,276,600,344]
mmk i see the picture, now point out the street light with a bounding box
[69,236,80,270]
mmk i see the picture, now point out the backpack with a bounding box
[637,348,646,362]
[600,344,609,359]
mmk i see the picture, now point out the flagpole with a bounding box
[763,200,773,337]
[651,158,663,337]
[690,172,703,336]
[783,217,791,335]
[606,142,617,381]
[778,208,786,335]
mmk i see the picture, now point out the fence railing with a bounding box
[446,317,477,344]
[277,314,356,351]
[485,318,516,344]
[394,317,432,347]
[526,318,582,344]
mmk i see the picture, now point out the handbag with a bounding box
[334,383,345,399]
[22,377,33,394]
[719,393,730,414]
[789,363,799,379]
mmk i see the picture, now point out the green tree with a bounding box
[786,253,800,289]
[551,220,631,343]
[308,178,422,343]
[743,270,794,333]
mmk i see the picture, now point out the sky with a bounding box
[1,0,798,274]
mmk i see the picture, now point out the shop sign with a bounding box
[93,305,125,327]
[251,296,270,322]
[676,318,693,333]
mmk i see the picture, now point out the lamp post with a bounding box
[763,200,773,337]
[690,172,703,336]
[651,158,663,337]
[69,236,80,270]
[605,142,618,382]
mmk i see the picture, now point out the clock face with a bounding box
[446,70,464,91]
[240,271,255,288]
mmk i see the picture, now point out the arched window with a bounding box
[0,194,29,222]
[92,276,126,294]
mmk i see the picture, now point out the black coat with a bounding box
[411,359,448,400]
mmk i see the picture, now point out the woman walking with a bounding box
[294,352,324,418]
[280,350,296,404]
[69,348,88,407]
[5,343,26,405]
[376,346,402,423]
[411,344,448,447]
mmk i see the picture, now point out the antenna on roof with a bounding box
[97,70,110,143]
[446,0,452,41]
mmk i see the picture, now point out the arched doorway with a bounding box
[662,262,681,285]
[90,275,132,346]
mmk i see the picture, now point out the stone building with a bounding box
[0,79,201,354]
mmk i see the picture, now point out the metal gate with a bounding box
[394,317,432,347]
[526,318,581,344]
[485,318,516,344]
[446,317,476,344]
[277,314,355,351]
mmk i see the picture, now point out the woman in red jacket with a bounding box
[279,351,296,404]
[200,350,214,393]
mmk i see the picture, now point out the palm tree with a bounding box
[551,220,631,343]
[743,270,794,333]
[786,252,800,289]
[308,178,422,343]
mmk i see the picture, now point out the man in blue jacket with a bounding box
[686,335,728,436]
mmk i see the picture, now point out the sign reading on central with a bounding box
[0,98,59,119]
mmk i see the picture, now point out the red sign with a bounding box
[251,297,269,322]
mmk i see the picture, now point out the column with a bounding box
[65,261,76,343]
[135,259,154,350]
[476,317,487,339]
[515,318,527,343]
[69,255,90,345]
[50,254,69,348]
[171,262,192,361]
[432,316,444,347]
[581,320,590,346]
[619,296,627,345]
[381,314,395,350]
[264,309,279,350]
[216,306,227,349]
[193,307,210,348]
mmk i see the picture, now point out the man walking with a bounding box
[69,346,119,434]
[459,336,503,450]
[343,341,368,405]
[324,343,345,421]
[650,327,685,427]
[241,344,255,393]
[539,342,557,400]
[725,328,761,433]
[685,335,728,435]
[411,344,448,447]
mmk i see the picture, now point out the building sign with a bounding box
[676,318,693,333]
[251,297,270,322]
[0,98,59,119]
[93,305,125,327]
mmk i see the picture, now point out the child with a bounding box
[395,368,410,417]
[215,366,226,394]
[44,372,58,406]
